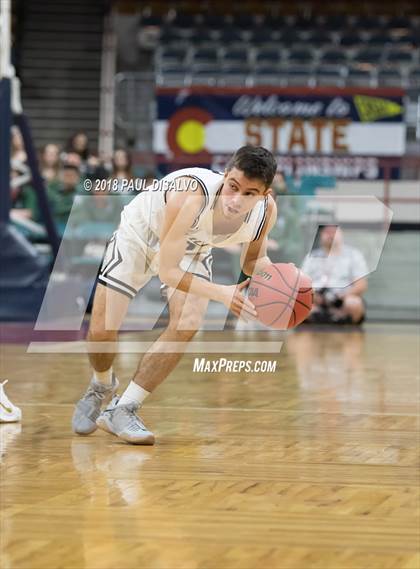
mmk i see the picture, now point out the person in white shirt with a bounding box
[72,146,278,444]
[301,225,368,325]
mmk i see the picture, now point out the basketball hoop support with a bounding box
[0,0,12,222]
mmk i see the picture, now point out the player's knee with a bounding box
[179,329,198,342]
[343,295,365,322]
[169,310,204,336]
[344,295,363,312]
[167,321,200,342]
[87,324,117,343]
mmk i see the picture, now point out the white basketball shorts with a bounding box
[97,215,213,300]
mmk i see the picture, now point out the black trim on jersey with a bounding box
[188,175,210,229]
[191,272,212,282]
[252,197,268,242]
[211,183,223,210]
[97,278,136,300]
[99,242,137,296]
[201,252,213,278]
[99,240,138,298]
[103,250,121,277]
[100,232,118,275]
[98,273,138,296]
[102,273,137,295]
[163,174,210,218]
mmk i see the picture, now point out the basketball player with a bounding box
[72,146,277,444]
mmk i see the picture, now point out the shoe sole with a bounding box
[118,433,155,445]
[73,426,98,435]
[96,417,155,445]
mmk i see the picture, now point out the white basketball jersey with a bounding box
[122,167,268,255]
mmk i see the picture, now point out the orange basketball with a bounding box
[248,263,313,329]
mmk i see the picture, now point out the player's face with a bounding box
[221,168,268,218]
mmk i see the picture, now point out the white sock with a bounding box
[117,381,150,407]
[93,368,113,385]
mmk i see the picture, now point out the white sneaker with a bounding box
[96,396,155,445]
[0,381,22,423]
[72,374,119,435]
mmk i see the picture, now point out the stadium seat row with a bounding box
[156,63,420,88]
[156,44,420,67]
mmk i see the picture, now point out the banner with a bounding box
[154,87,406,179]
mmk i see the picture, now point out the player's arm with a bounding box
[240,196,278,278]
[159,177,257,320]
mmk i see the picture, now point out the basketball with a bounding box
[248,263,313,329]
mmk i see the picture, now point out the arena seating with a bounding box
[151,9,420,88]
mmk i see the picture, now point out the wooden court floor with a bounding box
[0,324,419,569]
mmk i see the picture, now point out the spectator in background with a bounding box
[39,143,61,183]
[70,167,125,263]
[109,148,133,188]
[48,163,82,233]
[105,148,135,198]
[66,131,90,162]
[71,183,122,228]
[301,225,368,325]
[111,148,132,178]
[11,126,27,165]
[10,130,34,221]
[65,131,93,176]
[64,151,83,171]
[10,168,36,221]
[85,153,104,180]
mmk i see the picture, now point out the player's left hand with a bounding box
[217,279,258,322]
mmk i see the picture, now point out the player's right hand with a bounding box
[217,279,258,322]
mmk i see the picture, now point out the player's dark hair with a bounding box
[226,145,277,188]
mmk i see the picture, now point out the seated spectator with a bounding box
[108,148,134,192]
[39,143,61,183]
[85,153,109,180]
[47,163,82,232]
[301,225,368,325]
[11,126,27,165]
[69,175,127,264]
[65,131,91,172]
[63,151,83,171]
[10,168,36,221]
[72,191,122,226]
[10,168,47,242]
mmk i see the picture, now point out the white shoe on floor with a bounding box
[0,380,22,423]
[96,396,155,445]
[72,374,119,435]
